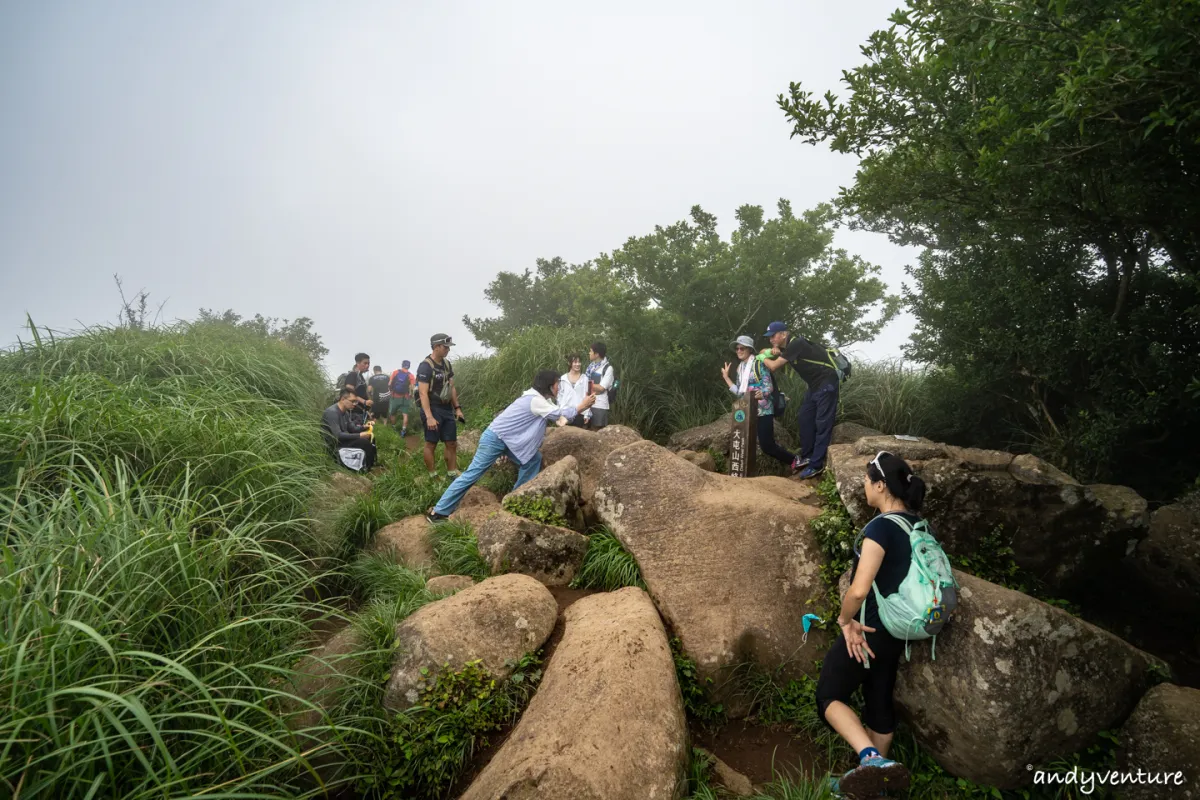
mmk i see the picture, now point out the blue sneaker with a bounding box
[791,456,810,472]
[838,755,910,798]
[826,772,847,798]
[798,463,825,479]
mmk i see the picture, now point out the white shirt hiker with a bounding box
[586,358,615,411]
[558,372,591,420]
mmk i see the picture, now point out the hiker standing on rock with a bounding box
[816,451,939,798]
[427,370,595,522]
[760,322,839,478]
[557,354,591,428]
[722,335,796,470]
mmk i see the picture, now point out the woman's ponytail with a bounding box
[869,452,926,514]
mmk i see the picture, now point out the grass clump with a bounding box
[671,637,726,726]
[570,527,646,590]
[502,494,569,527]
[0,322,367,797]
[431,519,491,581]
[357,654,544,800]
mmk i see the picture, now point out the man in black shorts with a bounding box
[417,333,466,480]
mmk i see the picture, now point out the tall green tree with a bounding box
[465,201,898,357]
[778,0,1200,493]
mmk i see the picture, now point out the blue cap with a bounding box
[402,359,411,368]
[764,321,788,336]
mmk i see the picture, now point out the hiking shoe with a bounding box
[426,511,451,524]
[399,428,407,437]
[446,470,461,479]
[791,456,810,471]
[797,463,825,479]
[838,756,910,799]
[826,773,845,798]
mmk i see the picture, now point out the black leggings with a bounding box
[815,628,905,734]
[757,414,796,465]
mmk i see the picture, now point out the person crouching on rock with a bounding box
[722,334,797,470]
[815,451,926,798]
[426,370,595,523]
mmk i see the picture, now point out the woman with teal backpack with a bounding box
[815,450,957,799]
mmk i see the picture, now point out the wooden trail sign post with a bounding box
[729,395,758,477]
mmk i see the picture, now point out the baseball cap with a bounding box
[430,333,454,348]
[732,335,755,349]
[402,359,411,368]
[764,321,789,337]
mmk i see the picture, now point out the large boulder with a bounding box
[503,454,585,530]
[895,570,1166,788]
[1131,495,1200,615]
[594,440,829,709]
[371,516,437,571]
[678,450,718,472]
[475,510,590,587]
[458,588,688,800]
[451,485,503,532]
[1119,683,1200,800]
[827,437,1150,599]
[384,574,557,710]
[457,429,481,454]
[667,413,795,462]
[426,575,475,595]
[328,470,372,497]
[540,425,643,515]
[831,421,883,445]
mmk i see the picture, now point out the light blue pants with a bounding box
[432,428,542,515]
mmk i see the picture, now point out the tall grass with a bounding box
[0,321,364,798]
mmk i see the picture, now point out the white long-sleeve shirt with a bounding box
[558,372,591,419]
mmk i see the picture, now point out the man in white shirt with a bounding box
[584,341,616,429]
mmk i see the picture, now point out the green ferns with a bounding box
[359,655,544,799]
[502,494,570,527]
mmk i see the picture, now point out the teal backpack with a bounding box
[854,513,958,663]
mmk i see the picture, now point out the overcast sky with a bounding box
[0,0,919,377]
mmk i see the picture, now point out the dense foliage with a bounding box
[0,322,342,798]
[457,202,899,440]
[779,0,1200,496]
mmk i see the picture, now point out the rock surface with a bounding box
[697,748,755,796]
[895,570,1166,788]
[827,437,1150,597]
[384,574,556,710]
[328,470,372,497]
[451,485,503,532]
[503,454,585,530]
[678,449,718,472]
[667,413,795,462]
[458,588,688,800]
[475,510,590,587]
[594,440,829,708]
[371,516,437,571]
[426,574,475,595]
[1119,683,1200,800]
[1132,494,1200,615]
[830,421,884,445]
[540,425,643,518]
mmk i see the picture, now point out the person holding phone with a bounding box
[427,371,595,522]
[557,354,591,427]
